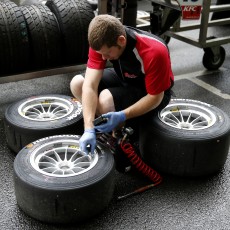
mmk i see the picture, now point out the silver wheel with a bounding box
[159,102,217,130]
[14,134,115,223]
[30,139,98,177]
[5,94,83,153]
[140,99,230,177]
[18,96,79,121]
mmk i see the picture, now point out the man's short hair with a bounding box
[88,14,126,51]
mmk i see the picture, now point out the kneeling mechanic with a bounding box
[70,14,175,154]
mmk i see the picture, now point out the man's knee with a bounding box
[98,89,115,114]
[70,74,84,100]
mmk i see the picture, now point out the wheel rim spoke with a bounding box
[53,149,62,162]
[40,104,46,113]
[18,96,82,121]
[159,102,216,130]
[30,139,98,177]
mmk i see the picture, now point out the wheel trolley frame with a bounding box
[98,0,230,70]
[160,0,230,48]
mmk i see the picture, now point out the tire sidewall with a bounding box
[139,99,230,177]
[14,135,114,188]
[14,135,115,223]
[144,99,230,140]
[5,94,82,132]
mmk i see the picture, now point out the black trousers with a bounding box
[98,68,173,112]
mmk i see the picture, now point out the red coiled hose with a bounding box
[120,140,162,186]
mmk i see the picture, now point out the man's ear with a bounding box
[117,35,126,47]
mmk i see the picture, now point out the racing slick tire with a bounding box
[139,99,230,177]
[4,94,83,153]
[13,135,115,223]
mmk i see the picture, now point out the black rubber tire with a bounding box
[87,0,98,11]
[4,94,84,153]
[46,0,95,65]
[139,99,230,177]
[203,46,226,70]
[20,0,45,5]
[0,0,30,76]
[20,4,62,70]
[13,135,115,223]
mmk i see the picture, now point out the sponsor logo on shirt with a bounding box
[124,72,137,78]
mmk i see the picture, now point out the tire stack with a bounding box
[0,0,95,76]
[0,0,30,76]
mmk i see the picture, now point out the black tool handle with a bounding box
[93,116,108,126]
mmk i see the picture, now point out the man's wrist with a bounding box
[84,122,95,131]
[84,128,95,133]
[119,111,126,122]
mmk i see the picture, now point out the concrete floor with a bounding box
[0,1,230,230]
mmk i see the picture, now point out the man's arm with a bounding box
[94,92,164,133]
[123,92,164,120]
[82,67,103,130]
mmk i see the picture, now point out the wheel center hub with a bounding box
[59,161,72,170]
[41,113,53,119]
[180,122,191,129]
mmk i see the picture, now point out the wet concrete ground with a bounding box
[0,0,230,229]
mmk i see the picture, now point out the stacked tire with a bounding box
[0,0,95,76]
[46,0,95,65]
[20,4,62,70]
[0,0,30,75]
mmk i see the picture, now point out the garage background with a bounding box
[0,0,230,229]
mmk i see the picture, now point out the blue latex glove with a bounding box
[95,111,126,133]
[79,128,96,154]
